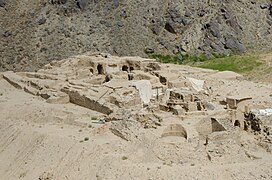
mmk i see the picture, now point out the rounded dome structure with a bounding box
[162,124,187,139]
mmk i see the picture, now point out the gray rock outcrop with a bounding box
[1,0,272,71]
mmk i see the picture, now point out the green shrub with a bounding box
[196,54,262,73]
[148,54,180,64]
[121,156,128,160]
[146,51,262,74]
[147,52,210,64]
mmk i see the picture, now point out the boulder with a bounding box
[51,0,67,4]
[164,20,176,34]
[38,17,47,25]
[0,0,5,7]
[77,0,88,9]
[225,36,246,53]
[207,19,221,38]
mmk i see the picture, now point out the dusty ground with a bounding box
[0,55,272,179]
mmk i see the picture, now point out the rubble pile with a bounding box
[1,53,272,165]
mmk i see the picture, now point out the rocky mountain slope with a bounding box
[0,0,272,71]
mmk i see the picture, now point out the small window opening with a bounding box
[160,76,167,85]
[97,64,103,74]
[234,120,241,127]
[122,65,129,72]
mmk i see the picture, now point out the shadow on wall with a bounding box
[196,118,226,136]
[161,124,188,139]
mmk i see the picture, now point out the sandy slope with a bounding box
[0,77,272,180]
[1,55,272,179]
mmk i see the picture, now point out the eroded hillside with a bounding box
[0,0,272,71]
